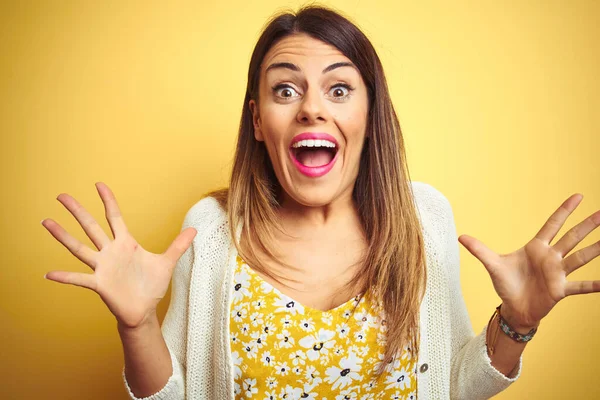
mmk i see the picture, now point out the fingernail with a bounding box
[41,219,45,225]
[44,274,47,279]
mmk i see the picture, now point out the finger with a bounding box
[95,182,129,240]
[458,234,501,275]
[41,218,98,270]
[44,270,97,291]
[563,239,600,275]
[565,280,600,297]
[163,227,197,266]
[554,210,600,257]
[56,192,111,251]
[534,194,583,244]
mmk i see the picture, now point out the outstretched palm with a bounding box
[458,193,600,330]
[42,182,197,329]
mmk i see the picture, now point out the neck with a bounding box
[276,189,364,240]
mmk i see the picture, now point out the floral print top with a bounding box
[230,254,417,399]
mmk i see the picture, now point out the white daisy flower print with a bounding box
[297,383,319,399]
[242,340,258,359]
[262,321,276,336]
[359,345,370,357]
[260,351,274,367]
[232,269,251,303]
[299,317,315,332]
[354,309,378,330]
[251,331,267,349]
[400,346,411,363]
[274,361,290,376]
[289,349,306,366]
[389,356,401,370]
[335,388,358,399]
[349,345,362,357]
[280,314,294,329]
[240,323,250,336]
[263,391,277,400]
[372,352,385,373]
[324,351,363,390]
[249,312,264,327]
[260,280,274,294]
[252,299,265,310]
[231,332,239,345]
[230,252,418,399]
[232,304,248,323]
[278,385,297,399]
[274,294,305,315]
[321,312,333,325]
[384,367,410,391]
[374,353,400,373]
[299,329,336,361]
[304,365,322,384]
[231,351,242,379]
[333,345,344,356]
[354,330,367,343]
[361,379,376,392]
[276,330,295,349]
[265,376,278,389]
[337,322,350,338]
[243,378,258,397]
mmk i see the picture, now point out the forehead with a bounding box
[261,33,351,73]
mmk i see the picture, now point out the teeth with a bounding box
[292,139,337,149]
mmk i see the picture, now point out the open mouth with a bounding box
[289,137,340,178]
[291,139,338,167]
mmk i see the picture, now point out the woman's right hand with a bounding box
[42,182,197,330]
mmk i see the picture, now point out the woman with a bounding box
[41,5,600,400]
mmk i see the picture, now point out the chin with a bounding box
[280,181,347,208]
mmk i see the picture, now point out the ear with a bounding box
[249,99,264,142]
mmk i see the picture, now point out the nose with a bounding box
[296,86,328,125]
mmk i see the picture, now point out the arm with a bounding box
[487,309,538,377]
[119,314,180,398]
[121,215,195,400]
[451,191,600,398]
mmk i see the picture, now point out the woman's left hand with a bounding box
[458,193,600,332]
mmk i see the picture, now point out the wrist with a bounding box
[499,305,540,334]
[117,313,159,337]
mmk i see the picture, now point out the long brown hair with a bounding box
[207,4,427,376]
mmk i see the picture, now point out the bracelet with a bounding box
[496,304,538,342]
[486,304,538,356]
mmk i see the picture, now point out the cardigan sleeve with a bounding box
[437,189,523,399]
[122,209,197,399]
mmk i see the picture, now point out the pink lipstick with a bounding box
[289,132,339,178]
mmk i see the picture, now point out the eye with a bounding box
[272,84,300,99]
[328,83,354,100]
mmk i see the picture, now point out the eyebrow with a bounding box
[265,61,357,75]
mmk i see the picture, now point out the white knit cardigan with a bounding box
[122,181,523,399]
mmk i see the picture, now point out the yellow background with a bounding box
[1,1,598,399]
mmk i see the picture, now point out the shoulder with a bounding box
[182,195,228,236]
[410,181,456,249]
[410,181,453,220]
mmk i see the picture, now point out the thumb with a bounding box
[458,234,500,275]
[163,227,197,265]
